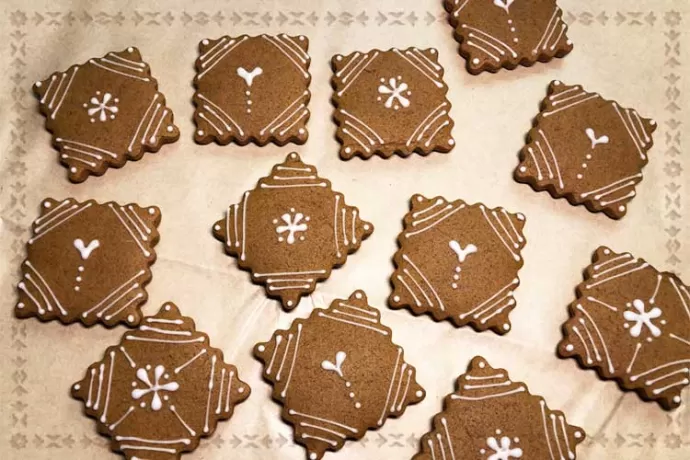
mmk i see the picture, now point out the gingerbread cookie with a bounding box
[558,247,690,410]
[444,0,573,74]
[15,198,160,327]
[33,47,180,183]
[331,47,455,159]
[193,34,311,146]
[414,356,585,460]
[389,195,526,334]
[515,81,657,219]
[72,302,250,458]
[254,290,425,460]
[212,153,373,310]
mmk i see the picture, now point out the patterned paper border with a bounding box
[4,7,687,455]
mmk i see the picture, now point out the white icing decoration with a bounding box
[274,209,309,244]
[236,67,263,86]
[377,76,411,110]
[86,91,119,123]
[74,238,100,260]
[449,241,477,263]
[485,434,522,459]
[492,0,515,14]
[131,365,179,411]
[321,351,347,378]
[624,299,662,338]
[585,127,610,149]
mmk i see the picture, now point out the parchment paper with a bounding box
[0,0,688,458]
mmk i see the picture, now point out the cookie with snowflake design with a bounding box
[33,47,180,183]
[444,0,573,74]
[15,198,161,327]
[558,247,690,410]
[254,290,425,460]
[193,34,311,146]
[514,81,657,220]
[389,195,527,334]
[212,152,373,310]
[71,302,250,459]
[413,356,585,460]
[331,47,455,160]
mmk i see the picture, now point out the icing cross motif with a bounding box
[237,66,263,86]
[585,127,610,149]
[131,364,179,411]
[485,434,523,460]
[624,299,662,338]
[273,208,310,244]
[73,238,100,260]
[321,351,347,378]
[377,76,412,110]
[84,91,119,123]
[492,0,516,14]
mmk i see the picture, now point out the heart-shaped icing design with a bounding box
[74,238,100,260]
[237,67,263,87]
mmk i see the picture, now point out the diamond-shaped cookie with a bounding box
[193,34,311,146]
[254,290,425,460]
[444,0,573,74]
[331,47,455,159]
[515,81,657,219]
[212,153,373,310]
[71,302,250,458]
[413,356,585,459]
[15,198,160,327]
[389,195,527,334]
[33,47,180,182]
[558,247,690,410]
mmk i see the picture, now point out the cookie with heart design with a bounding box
[15,198,160,327]
[212,153,373,310]
[444,0,573,74]
[193,34,311,146]
[33,47,180,183]
[331,47,455,159]
[254,290,425,460]
[558,247,690,410]
[514,81,657,219]
[71,302,250,459]
[389,195,527,334]
[413,356,586,460]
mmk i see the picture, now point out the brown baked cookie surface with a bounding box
[71,302,250,459]
[193,34,311,146]
[413,356,585,460]
[444,0,573,74]
[15,198,160,327]
[389,195,527,334]
[331,47,455,160]
[558,247,690,410]
[515,81,657,219]
[212,153,373,310]
[254,290,425,460]
[33,47,180,183]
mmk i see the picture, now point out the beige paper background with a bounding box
[0,0,688,458]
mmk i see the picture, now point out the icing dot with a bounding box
[344,147,352,154]
[453,274,460,280]
[508,19,513,24]
[287,301,293,307]
[646,337,652,343]
[516,213,525,221]
[618,205,626,212]
[299,128,305,135]
[127,315,135,323]
[257,345,266,352]
[127,47,134,53]
[496,429,502,435]
[510,27,516,32]
[245,90,251,96]
[480,449,486,454]
[148,208,156,215]
[603,249,611,255]
[43,201,52,208]
[363,224,371,230]
[416,196,424,202]
[554,81,562,86]
[202,39,209,45]
[503,323,510,331]
[310,454,317,460]
[246,109,251,113]
[74,286,80,292]
[574,432,582,439]
[70,167,77,173]
[576,174,583,179]
[336,55,343,61]
[392,295,400,302]
[623,323,630,329]
[478,361,486,369]
[17,302,24,309]
[164,305,171,311]
[673,396,681,403]
[651,120,657,126]
[140,402,146,408]
[76,276,82,282]
[448,138,455,146]
[355,292,363,299]
[166,126,174,133]
[661,320,667,325]
[581,163,587,168]
[238,386,245,393]
[247,100,252,105]
[345,382,352,388]
[567,39,573,46]
[455,267,461,273]
[415,390,424,398]
[164,395,169,401]
[272,219,278,224]
[586,154,592,160]
[73,384,80,390]
[430,49,437,54]
[566,344,574,351]
[519,166,527,172]
[197,130,204,136]
[355,402,361,409]
[472,58,480,65]
[35,81,42,87]
[147,364,152,370]
[451,283,458,289]
[214,224,221,231]
[299,36,305,41]
[514,437,519,443]
[349,392,355,398]
[78,266,84,272]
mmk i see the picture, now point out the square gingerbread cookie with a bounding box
[193,34,311,146]
[331,48,455,160]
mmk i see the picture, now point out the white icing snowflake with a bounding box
[484,435,523,460]
[273,209,310,244]
[624,299,662,338]
[377,76,411,110]
[84,91,119,123]
[131,365,179,411]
